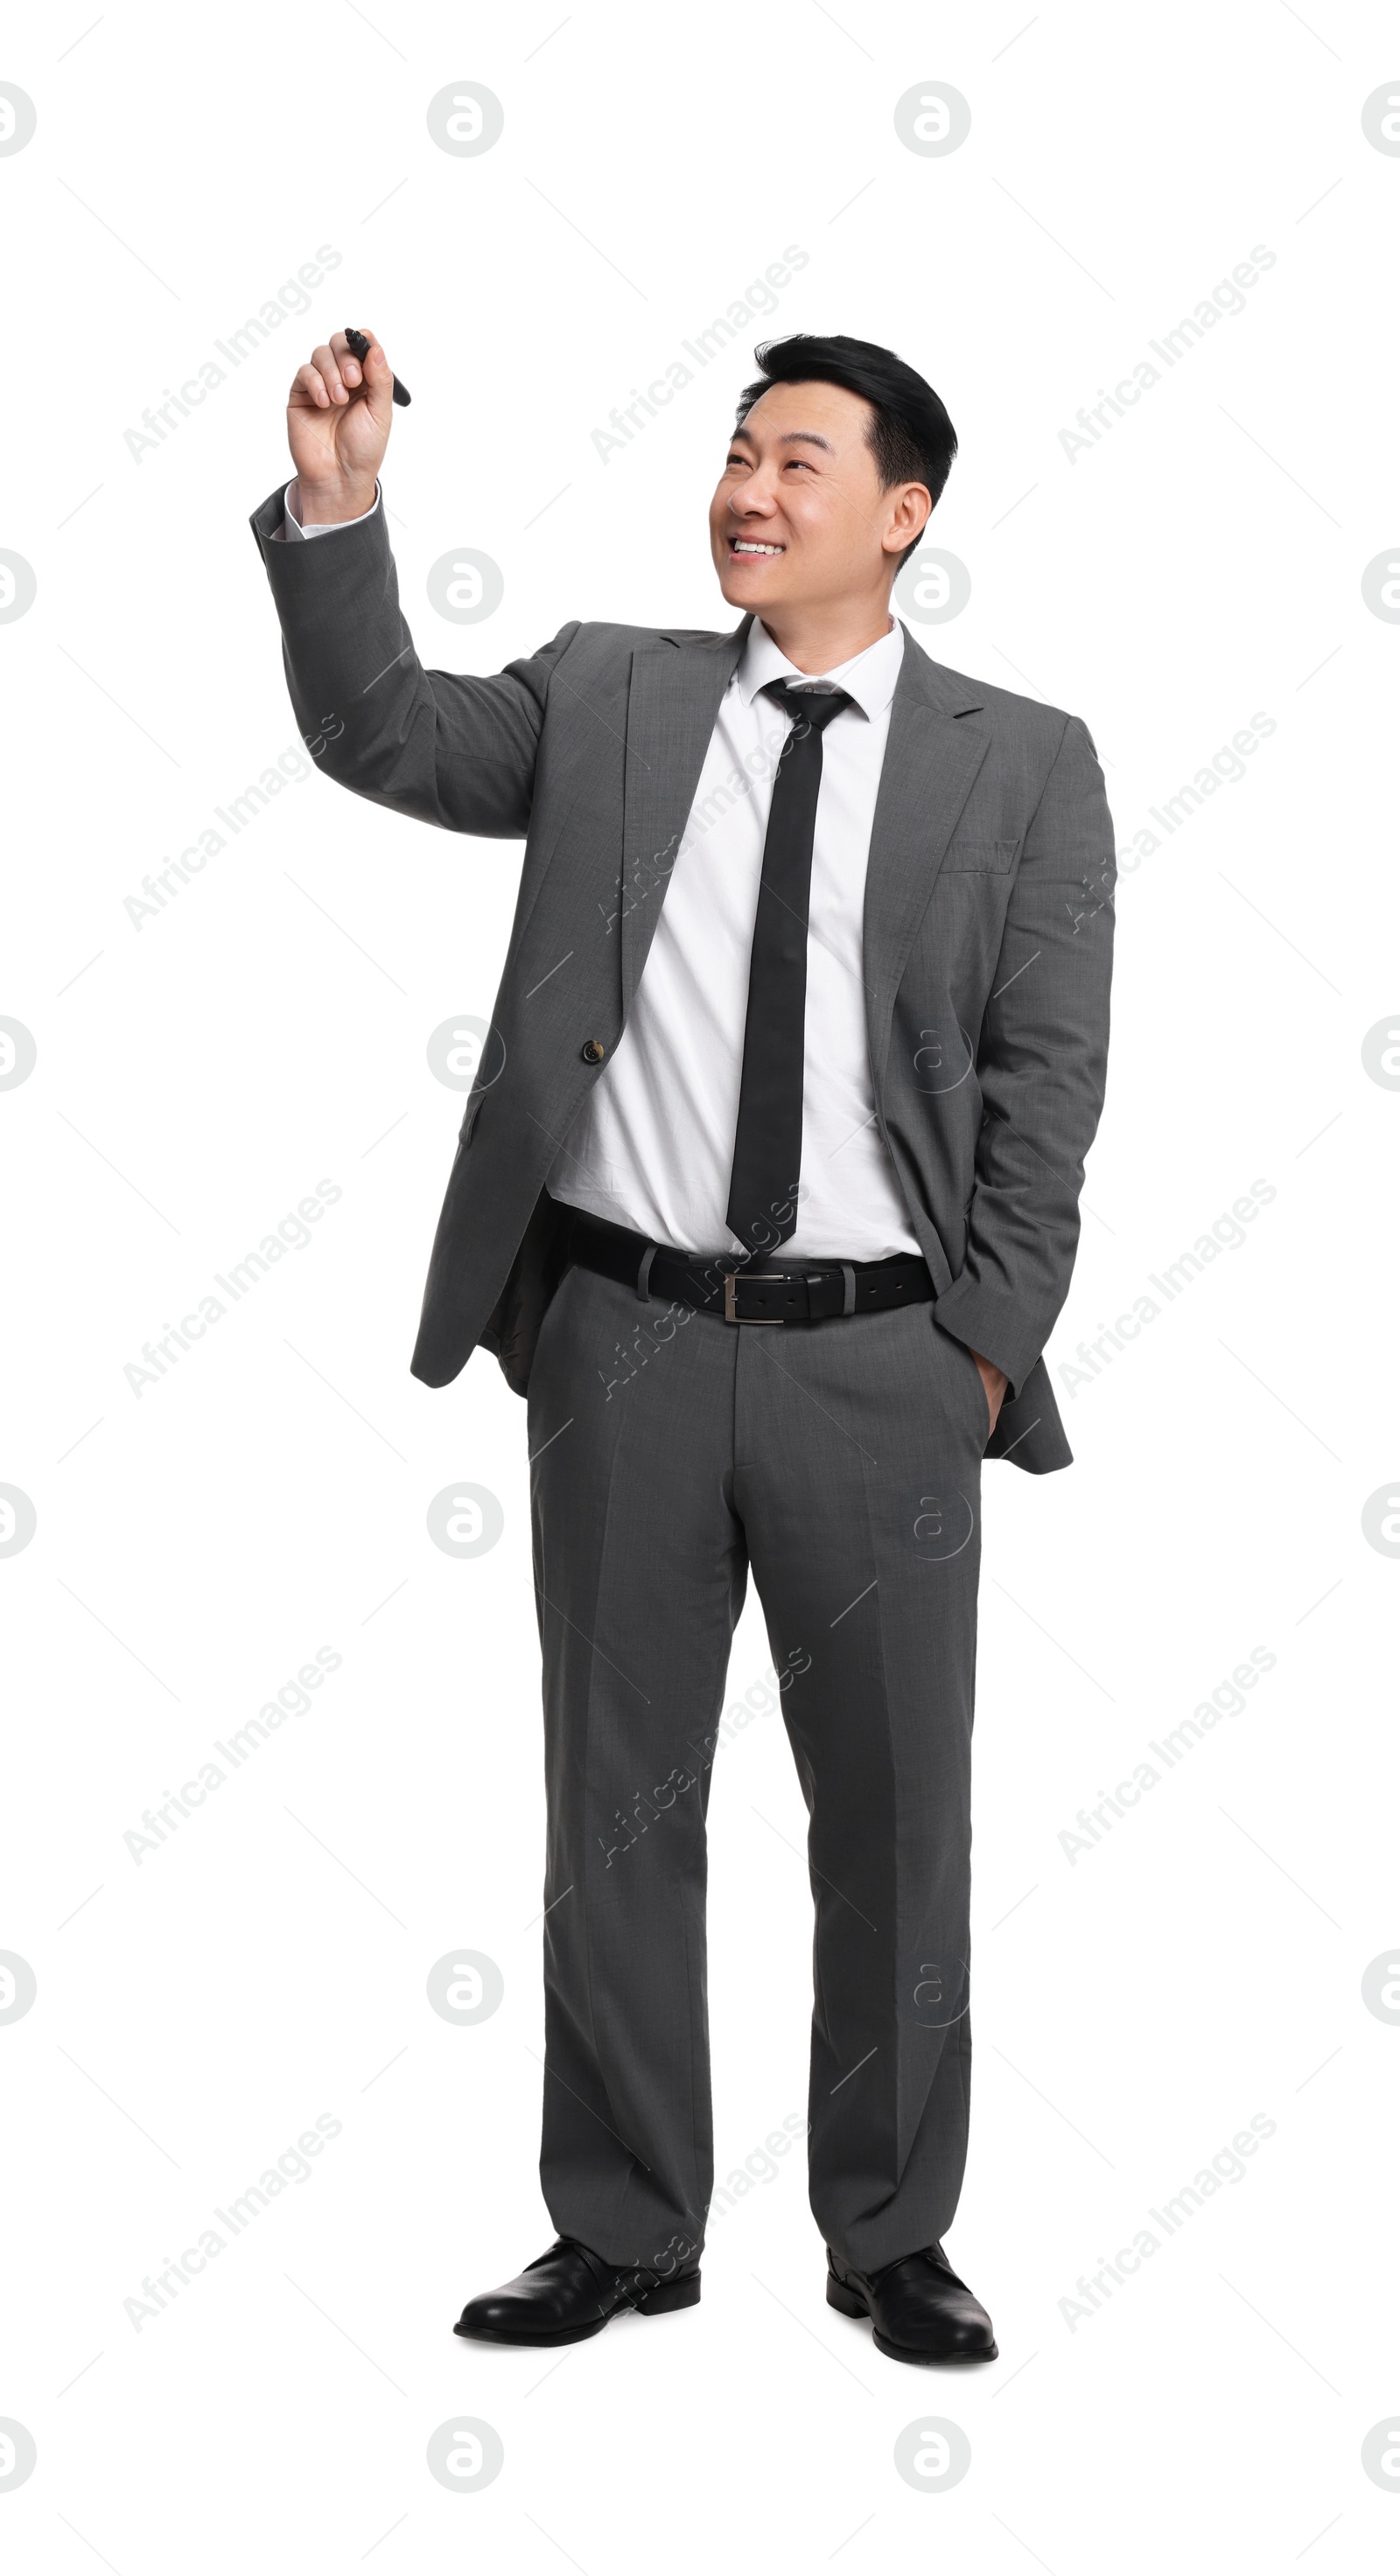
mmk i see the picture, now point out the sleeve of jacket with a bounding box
[933,712,1116,1400]
[248,485,581,836]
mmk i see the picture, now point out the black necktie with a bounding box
[724,679,852,1260]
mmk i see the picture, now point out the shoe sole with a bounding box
[826,2273,997,2366]
[454,2270,701,2346]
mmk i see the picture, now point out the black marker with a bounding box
[345,327,410,408]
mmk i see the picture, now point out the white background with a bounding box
[4,1,1397,2566]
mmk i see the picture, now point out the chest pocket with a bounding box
[942,836,1020,875]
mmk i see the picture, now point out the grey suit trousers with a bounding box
[526,1251,989,2276]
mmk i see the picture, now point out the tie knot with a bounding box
[762,678,852,735]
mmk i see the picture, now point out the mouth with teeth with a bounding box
[728,537,785,561]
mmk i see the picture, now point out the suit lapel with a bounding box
[620,622,749,1015]
[863,627,990,1085]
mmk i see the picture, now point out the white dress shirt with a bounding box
[283,484,920,1260]
[552,615,916,1260]
[278,478,380,541]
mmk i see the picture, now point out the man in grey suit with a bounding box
[252,326,1115,2365]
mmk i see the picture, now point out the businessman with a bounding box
[252,326,1115,2366]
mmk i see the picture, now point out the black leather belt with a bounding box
[568,1211,934,1326]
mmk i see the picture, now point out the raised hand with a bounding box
[287,327,395,525]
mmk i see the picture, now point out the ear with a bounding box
[882,480,933,557]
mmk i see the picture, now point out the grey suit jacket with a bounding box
[250,487,1116,1473]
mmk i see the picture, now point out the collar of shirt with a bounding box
[732,611,906,723]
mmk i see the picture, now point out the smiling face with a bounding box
[708,378,932,630]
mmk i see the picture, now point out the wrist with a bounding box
[292,472,378,527]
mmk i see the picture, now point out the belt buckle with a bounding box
[722,1268,787,1324]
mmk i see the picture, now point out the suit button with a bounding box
[581,1038,606,1065]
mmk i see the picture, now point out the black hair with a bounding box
[733,333,956,567]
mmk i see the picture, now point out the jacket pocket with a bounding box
[942,835,1020,875]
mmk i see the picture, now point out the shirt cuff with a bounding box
[277,478,382,541]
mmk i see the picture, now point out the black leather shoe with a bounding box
[453,2237,701,2347]
[826,2242,997,2364]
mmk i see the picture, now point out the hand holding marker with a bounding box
[346,327,410,407]
[285,328,400,522]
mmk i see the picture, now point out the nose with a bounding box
[728,477,779,520]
